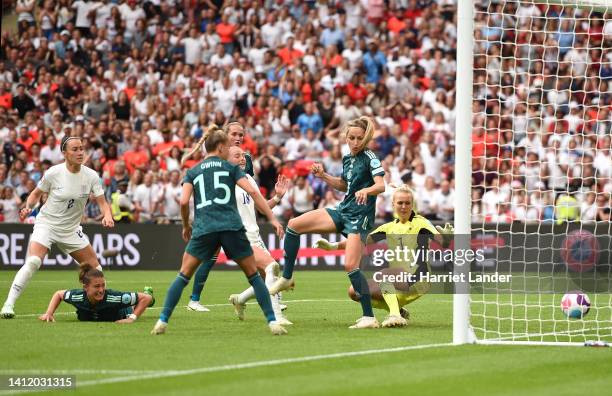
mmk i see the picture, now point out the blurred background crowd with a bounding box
[0,0,610,224]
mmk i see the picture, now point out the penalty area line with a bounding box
[76,342,454,388]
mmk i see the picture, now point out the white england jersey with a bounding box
[36,163,104,234]
[235,174,261,242]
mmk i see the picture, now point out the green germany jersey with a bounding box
[183,156,247,237]
[63,289,138,322]
[244,152,254,177]
[337,149,384,217]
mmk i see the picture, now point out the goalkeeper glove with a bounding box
[435,223,454,247]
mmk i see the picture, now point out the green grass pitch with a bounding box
[1,270,611,395]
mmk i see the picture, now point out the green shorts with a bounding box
[186,230,253,262]
[325,208,373,243]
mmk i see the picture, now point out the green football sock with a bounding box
[248,272,276,323]
[348,269,374,317]
[160,272,190,323]
[282,227,300,279]
[191,255,217,302]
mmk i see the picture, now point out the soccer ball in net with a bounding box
[561,292,591,319]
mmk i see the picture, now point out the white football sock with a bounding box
[237,286,255,304]
[237,263,280,305]
[265,262,282,317]
[4,256,42,307]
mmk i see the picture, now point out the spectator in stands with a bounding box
[40,135,62,164]
[0,186,20,223]
[158,170,182,224]
[12,84,35,120]
[362,42,386,84]
[296,102,323,136]
[132,172,160,223]
[431,180,454,222]
[0,0,607,227]
[85,90,109,123]
[288,175,314,217]
[415,176,437,220]
[110,180,133,224]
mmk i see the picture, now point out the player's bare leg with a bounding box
[269,209,337,295]
[70,245,102,271]
[235,254,286,335]
[1,241,48,319]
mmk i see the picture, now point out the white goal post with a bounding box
[454,0,611,346]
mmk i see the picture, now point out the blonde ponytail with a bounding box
[180,124,228,166]
[180,135,206,166]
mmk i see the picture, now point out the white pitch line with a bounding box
[76,342,454,388]
[488,326,612,342]
[0,369,152,375]
[7,299,351,318]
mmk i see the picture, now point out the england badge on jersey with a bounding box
[80,184,89,198]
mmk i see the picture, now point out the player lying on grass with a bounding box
[181,121,256,312]
[38,264,154,323]
[268,116,386,329]
[188,146,292,325]
[151,125,287,335]
[1,136,114,319]
[314,185,454,327]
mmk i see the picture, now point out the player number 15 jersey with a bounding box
[183,156,246,237]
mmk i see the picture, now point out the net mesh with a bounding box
[470,0,612,343]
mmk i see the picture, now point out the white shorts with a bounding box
[30,224,90,254]
[247,233,267,251]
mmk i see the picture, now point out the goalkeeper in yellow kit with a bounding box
[314,185,453,328]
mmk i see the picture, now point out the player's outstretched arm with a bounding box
[266,174,289,209]
[38,290,67,323]
[115,292,153,324]
[354,175,385,205]
[180,183,194,242]
[237,177,284,240]
[95,194,115,228]
[311,163,347,192]
[20,187,44,220]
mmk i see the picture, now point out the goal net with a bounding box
[466,0,612,345]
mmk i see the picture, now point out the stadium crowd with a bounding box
[0,0,610,225]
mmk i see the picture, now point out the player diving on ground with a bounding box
[39,264,155,323]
